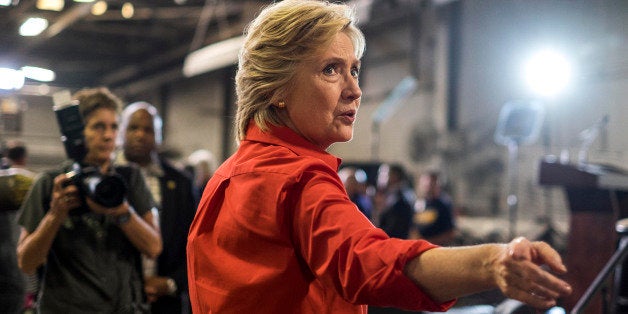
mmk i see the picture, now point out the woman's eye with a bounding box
[92,123,105,131]
[351,67,360,78]
[323,64,337,75]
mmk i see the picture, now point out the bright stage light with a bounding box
[523,49,572,98]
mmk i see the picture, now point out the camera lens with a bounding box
[86,174,127,208]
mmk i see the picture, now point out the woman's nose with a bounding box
[104,127,117,139]
[343,77,362,101]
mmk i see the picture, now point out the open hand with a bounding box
[493,237,572,309]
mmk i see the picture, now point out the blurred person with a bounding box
[411,171,457,246]
[16,87,162,313]
[118,101,198,314]
[186,1,572,313]
[0,181,25,314]
[6,140,33,170]
[186,149,216,196]
[375,163,416,239]
[0,140,37,313]
[3,140,40,312]
[1,140,36,211]
[338,166,373,219]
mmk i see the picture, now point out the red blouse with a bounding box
[187,122,455,314]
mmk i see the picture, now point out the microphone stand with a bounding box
[571,218,628,314]
[506,139,519,240]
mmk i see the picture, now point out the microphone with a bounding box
[577,115,609,165]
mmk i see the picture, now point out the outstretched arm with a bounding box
[404,237,572,309]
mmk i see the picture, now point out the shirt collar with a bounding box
[244,121,342,171]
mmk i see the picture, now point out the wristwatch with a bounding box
[166,278,177,295]
[114,211,132,225]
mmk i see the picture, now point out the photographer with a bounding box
[16,87,162,313]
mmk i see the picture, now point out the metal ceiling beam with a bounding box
[44,3,92,38]
[100,2,256,89]
[101,21,247,89]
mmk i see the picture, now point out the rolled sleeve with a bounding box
[294,168,455,312]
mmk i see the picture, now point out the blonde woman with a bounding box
[187,1,571,313]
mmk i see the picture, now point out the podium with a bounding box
[539,160,628,313]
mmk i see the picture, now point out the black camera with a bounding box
[53,92,127,208]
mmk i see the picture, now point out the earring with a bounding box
[277,101,286,109]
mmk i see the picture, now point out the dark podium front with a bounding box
[539,160,628,313]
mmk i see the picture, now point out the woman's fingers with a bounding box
[496,237,572,309]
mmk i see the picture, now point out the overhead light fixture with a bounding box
[121,2,134,19]
[0,68,25,90]
[74,0,95,2]
[0,0,17,6]
[21,66,56,82]
[36,0,64,11]
[183,36,245,78]
[91,0,107,15]
[19,17,49,36]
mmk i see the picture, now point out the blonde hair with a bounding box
[234,0,365,142]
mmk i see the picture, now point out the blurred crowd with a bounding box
[339,163,458,246]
